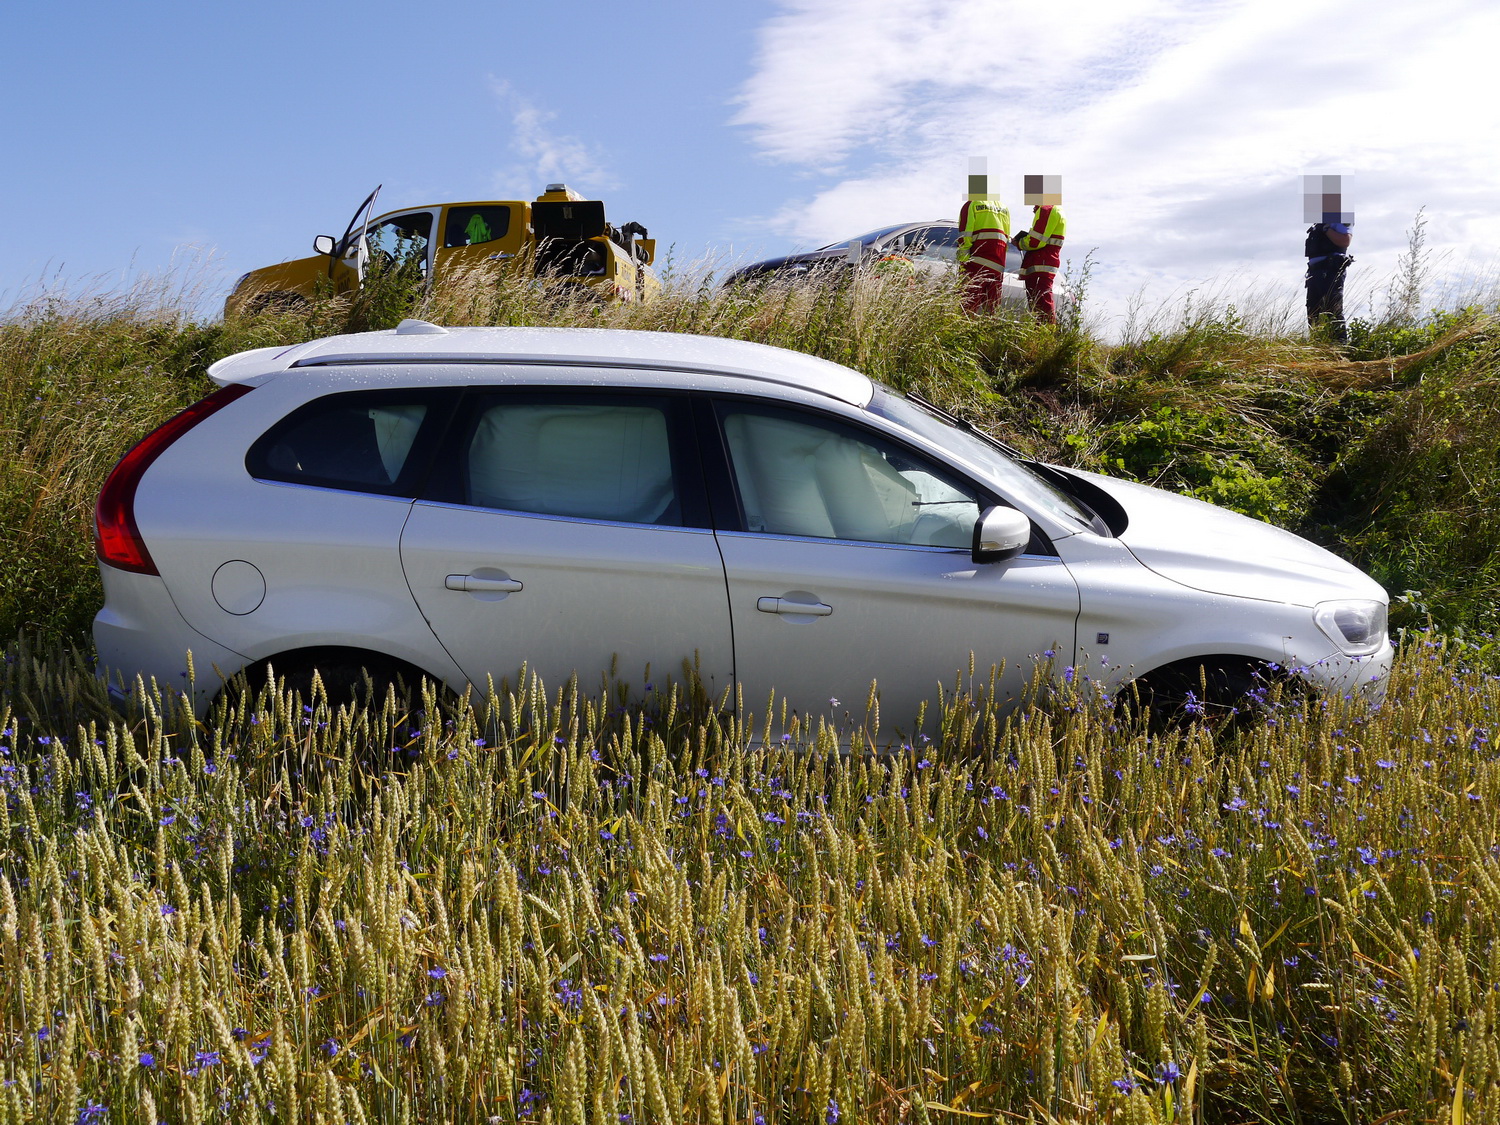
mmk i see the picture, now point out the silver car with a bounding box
[721,220,1069,312]
[93,322,1390,732]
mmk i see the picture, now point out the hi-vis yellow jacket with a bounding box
[958,198,1011,269]
[1016,205,1066,276]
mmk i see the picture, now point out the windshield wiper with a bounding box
[905,390,1027,460]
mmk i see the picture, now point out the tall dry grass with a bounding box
[0,634,1498,1122]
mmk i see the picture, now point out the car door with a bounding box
[433,203,527,280]
[400,386,735,702]
[361,209,439,283]
[703,398,1080,738]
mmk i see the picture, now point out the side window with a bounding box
[443,205,511,248]
[366,212,433,273]
[911,225,959,262]
[450,395,686,526]
[248,391,442,495]
[716,403,982,548]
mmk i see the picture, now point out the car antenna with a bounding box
[905,389,1026,460]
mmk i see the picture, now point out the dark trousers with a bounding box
[1306,256,1350,343]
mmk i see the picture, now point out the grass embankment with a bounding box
[1,267,1499,1121]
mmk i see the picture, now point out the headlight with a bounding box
[1313,600,1388,657]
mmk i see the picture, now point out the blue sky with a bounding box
[5,0,1498,332]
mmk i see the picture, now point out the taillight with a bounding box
[95,383,255,574]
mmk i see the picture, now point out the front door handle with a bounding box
[757,596,832,617]
[446,574,523,594]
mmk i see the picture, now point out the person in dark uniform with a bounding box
[1303,175,1353,343]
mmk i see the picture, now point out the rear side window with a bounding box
[424,391,706,527]
[443,205,511,248]
[247,390,449,495]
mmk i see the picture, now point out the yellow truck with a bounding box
[225,184,658,315]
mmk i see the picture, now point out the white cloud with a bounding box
[735,0,1500,330]
[489,79,615,195]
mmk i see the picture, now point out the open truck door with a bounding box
[327,185,381,287]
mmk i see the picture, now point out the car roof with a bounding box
[207,323,874,407]
[814,219,955,252]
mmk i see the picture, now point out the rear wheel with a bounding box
[217,650,447,774]
[218,648,439,719]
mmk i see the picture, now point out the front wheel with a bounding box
[1119,657,1271,730]
[244,291,311,316]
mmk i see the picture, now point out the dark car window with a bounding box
[907,224,960,260]
[713,401,983,548]
[443,205,511,248]
[247,389,450,496]
[366,212,434,274]
[816,223,911,252]
[426,391,705,528]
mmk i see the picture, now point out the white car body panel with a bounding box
[400,503,735,702]
[93,566,247,708]
[717,533,1079,735]
[207,326,874,407]
[1094,471,1386,606]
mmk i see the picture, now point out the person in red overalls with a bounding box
[1016,174,1066,324]
[957,164,1010,315]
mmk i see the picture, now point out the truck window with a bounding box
[444,206,511,248]
[366,213,433,273]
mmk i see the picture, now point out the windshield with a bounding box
[866,388,1099,533]
[817,223,911,252]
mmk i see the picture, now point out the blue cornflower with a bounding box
[1155,1061,1181,1083]
[138,1052,155,1068]
[428,967,447,979]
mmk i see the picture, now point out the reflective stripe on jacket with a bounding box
[958,198,1011,263]
[1016,205,1066,252]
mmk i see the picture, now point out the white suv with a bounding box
[93,321,1391,730]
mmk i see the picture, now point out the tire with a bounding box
[222,649,435,716]
[1120,657,1268,730]
[245,291,311,316]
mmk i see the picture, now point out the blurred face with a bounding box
[1024,174,1062,206]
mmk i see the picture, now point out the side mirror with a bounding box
[972,505,1031,564]
[313,234,337,256]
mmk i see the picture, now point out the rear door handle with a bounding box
[446,574,523,593]
[757,596,832,616]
